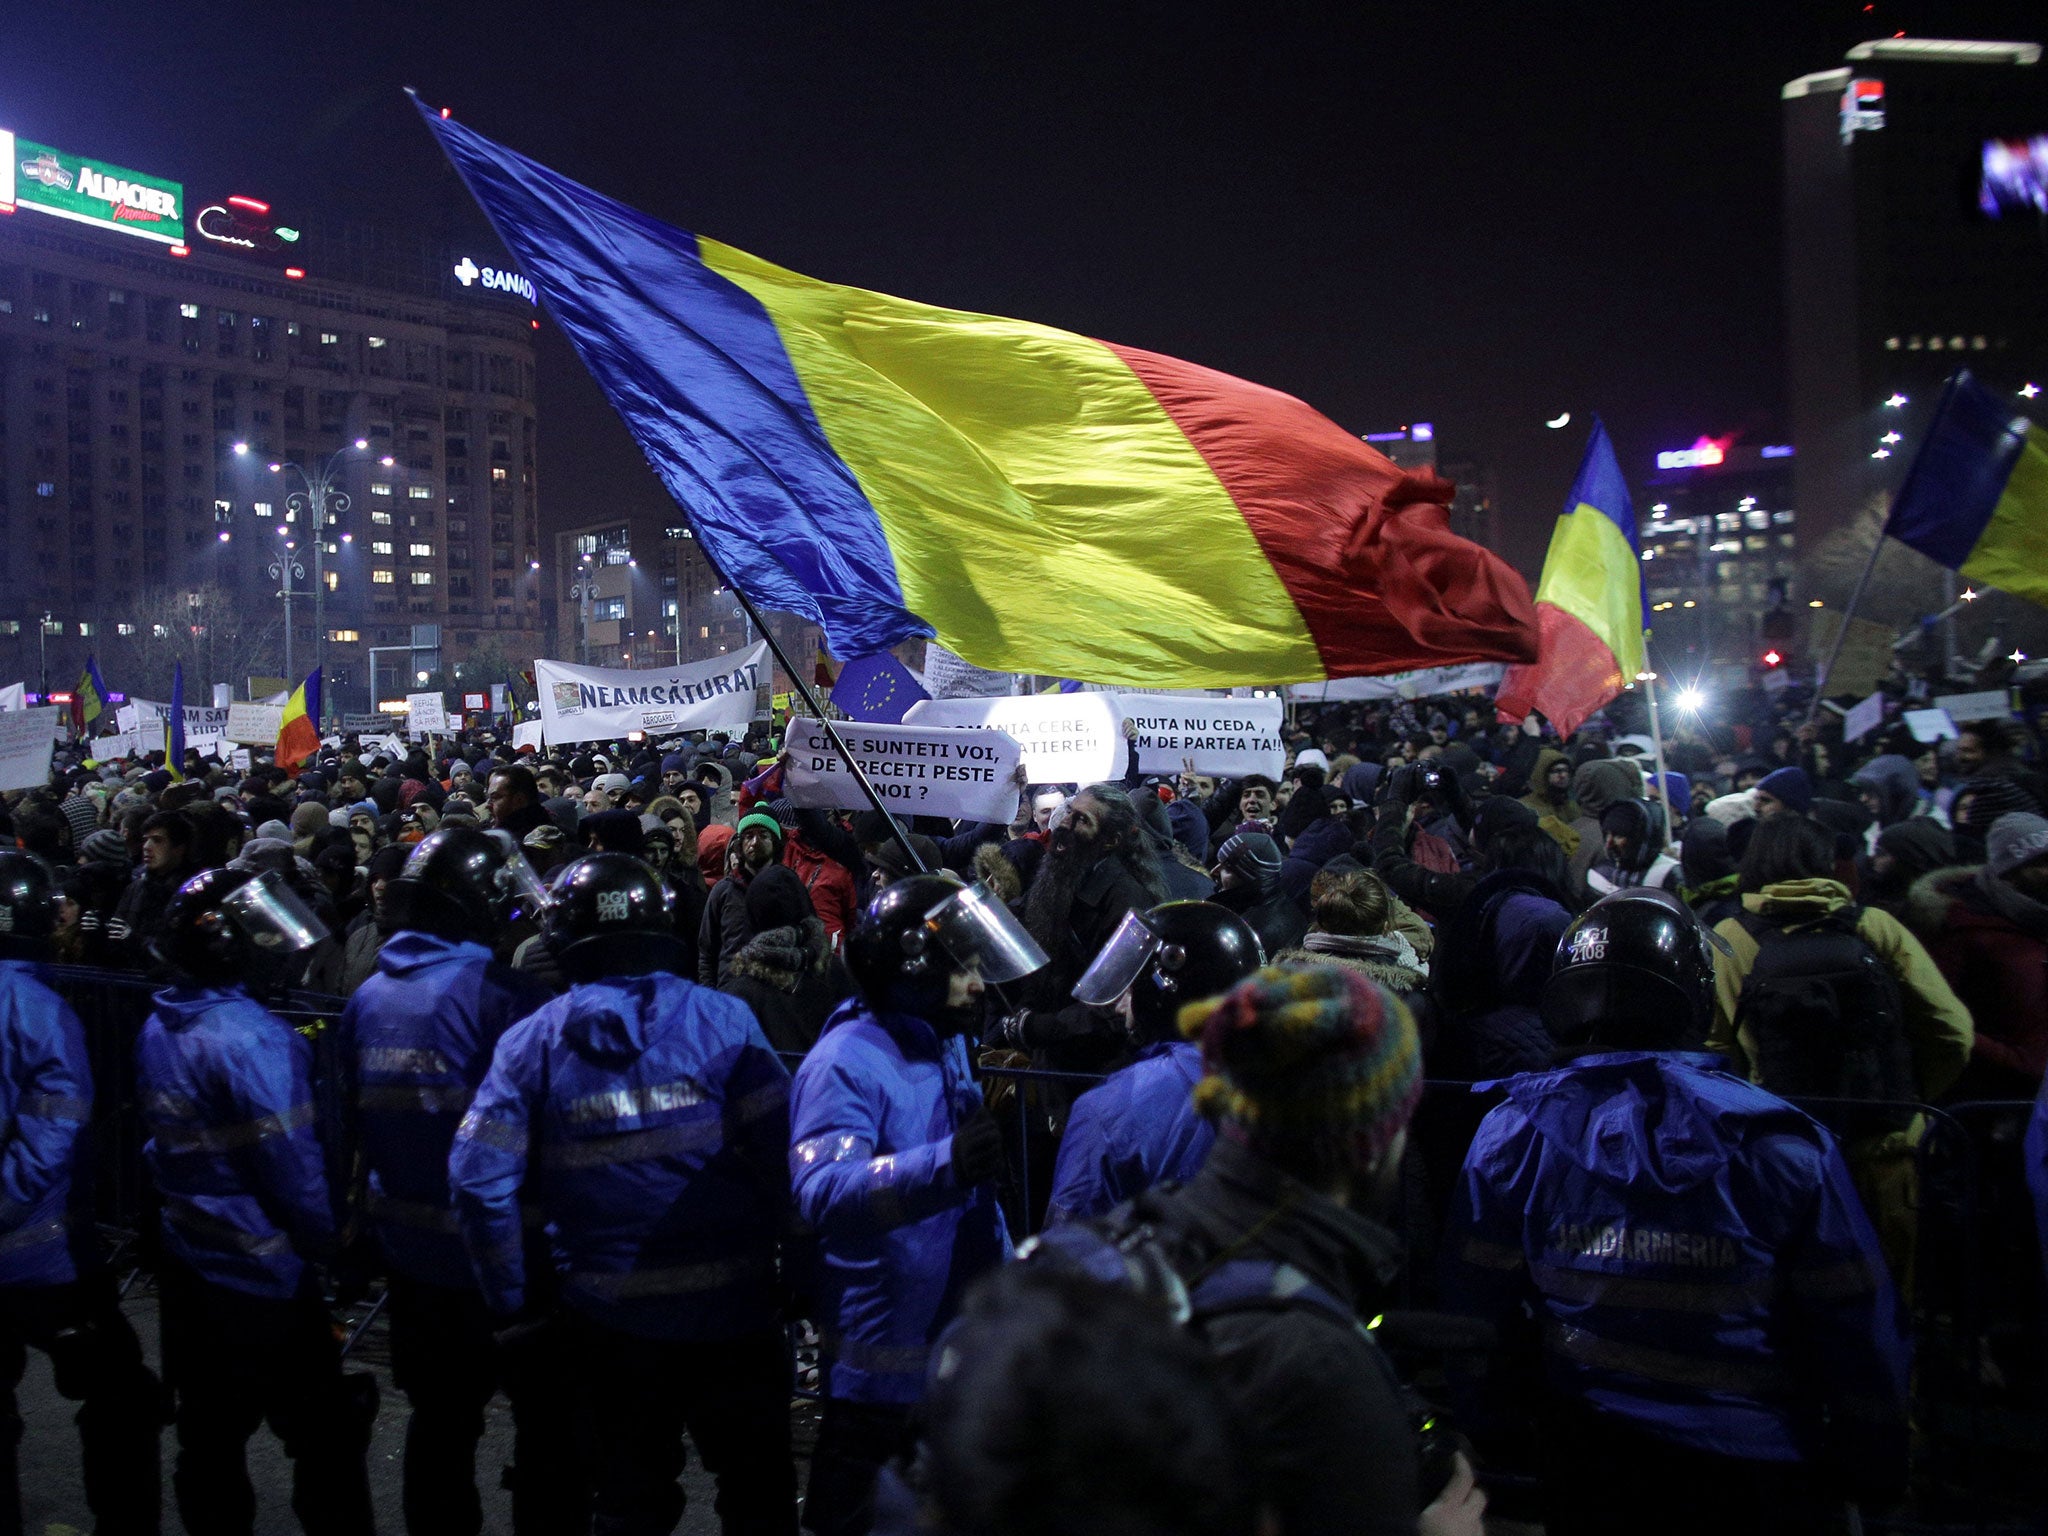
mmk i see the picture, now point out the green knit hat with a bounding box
[1180,963,1422,1176]
[735,811,785,849]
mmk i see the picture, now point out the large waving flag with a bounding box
[277,667,321,768]
[415,97,1536,688]
[164,661,186,782]
[1495,421,1646,738]
[1886,371,2048,610]
[72,656,110,736]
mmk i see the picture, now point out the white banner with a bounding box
[1285,663,1506,702]
[1842,690,1886,745]
[511,720,545,753]
[784,718,1023,822]
[117,699,233,737]
[224,702,285,745]
[190,732,228,760]
[1116,695,1285,779]
[88,730,141,762]
[1932,690,2009,724]
[0,707,60,792]
[922,642,1016,699]
[1904,708,1958,743]
[904,692,1126,785]
[407,692,448,735]
[534,642,769,745]
[0,683,24,713]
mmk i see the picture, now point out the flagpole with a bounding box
[1805,523,1887,725]
[1640,631,1674,836]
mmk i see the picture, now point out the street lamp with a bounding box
[267,539,307,681]
[270,441,366,694]
[567,553,598,664]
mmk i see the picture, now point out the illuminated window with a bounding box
[408,485,432,500]
[410,571,433,586]
[254,502,274,518]
[367,336,388,349]
[371,539,394,555]
[78,623,93,637]
[329,628,359,643]
[491,466,508,482]
[179,303,200,319]
[117,623,136,636]
[320,331,339,345]
[409,542,433,557]
[370,482,392,497]
[35,482,54,498]
[323,571,339,591]
[372,569,394,585]
[372,510,392,526]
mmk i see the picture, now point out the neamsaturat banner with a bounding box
[534,641,769,744]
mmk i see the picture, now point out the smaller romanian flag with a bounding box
[277,666,321,769]
[1495,421,1646,739]
[165,661,186,782]
[72,656,110,736]
[1886,371,2048,610]
[505,676,526,724]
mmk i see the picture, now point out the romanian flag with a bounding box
[72,656,110,736]
[1886,371,2048,609]
[505,677,526,725]
[417,99,1536,688]
[164,661,186,782]
[277,666,321,769]
[1495,421,1646,738]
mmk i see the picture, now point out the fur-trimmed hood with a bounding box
[725,916,830,994]
[1901,864,1981,938]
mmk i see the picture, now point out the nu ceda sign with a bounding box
[0,127,185,246]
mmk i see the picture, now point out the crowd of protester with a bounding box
[0,669,2045,1536]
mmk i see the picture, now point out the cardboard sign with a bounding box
[784,718,1023,821]
[1842,690,1886,745]
[462,692,488,712]
[407,692,448,735]
[88,730,141,762]
[1904,709,1958,743]
[0,707,60,792]
[224,702,285,744]
[1808,612,1895,696]
[904,693,1126,784]
[533,642,768,744]
[1116,695,1285,779]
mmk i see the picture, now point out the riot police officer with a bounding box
[1045,900,1265,1225]
[1442,888,1911,1534]
[450,853,797,1535]
[789,874,1047,1536]
[136,867,374,1536]
[0,851,162,1535]
[338,827,582,1534]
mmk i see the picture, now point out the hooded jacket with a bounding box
[449,973,791,1341]
[1443,1052,1910,1484]
[1567,759,1644,890]
[1903,865,2048,1096]
[1709,879,1973,1102]
[720,917,855,1054]
[339,931,554,1288]
[0,961,94,1287]
[783,831,860,945]
[1044,1041,1213,1227]
[1277,814,1355,905]
[136,984,334,1298]
[789,997,1010,1405]
[1850,755,1931,830]
[1429,868,1575,1077]
[1521,747,1582,824]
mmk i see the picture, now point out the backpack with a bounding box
[1733,905,1917,1113]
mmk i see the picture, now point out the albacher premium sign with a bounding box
[2,128,184,245]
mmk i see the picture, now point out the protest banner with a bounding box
[922,643,1014,699]
[511,721,545,753]
[1904,709,1959,743]
[1115,695,1284,778]
[0,683,24,713]
[1285,663,1507,702]
[1933,689,2010,724]
[224,702,284,744]
[904,692,1125,784]
[533,641,769,745]
[784,718,1023,821]
[406,692,448,735]
[117,699,232,737]
[87,730,140,763]
[189,732,228,760]
[1842,691,1886,744]
[0,707,60,792]
[342,713,399,734]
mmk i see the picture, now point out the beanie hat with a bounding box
[1951,776,2041,838]
[1755,766,1814,814]
[745,863,814,932]
[764,797,798,829]
[290,802,330,840]
[736,811,786,849]
[1180,963,1422,1177]
[80,829,131,866]
[1986,812,2048,878]
[1470,794,1537,852]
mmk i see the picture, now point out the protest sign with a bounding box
[407,692,448,735]
[1933,690,2010,724]
[784,718,1023,821]
[88,730,140,763]
[534,642,768,745]
[117,699,232,738]
[1285,663,1507,702]
[189,732,228,760]
[462,692,487,712]
[511,721,546,753]
[1904,709,1958,743]
[0,684,24,713]
[224,702,284,745]
[231,748,253,772]
[922,643,1014,699]
[904,693,1125,784]
[1842,691,1886,744]
[0,708,60,792]
[342,713,399,734]
[1115,695,1285,779]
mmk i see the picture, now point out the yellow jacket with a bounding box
[1710,878,1974,1102]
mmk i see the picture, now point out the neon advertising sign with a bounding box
[194,195,301,254]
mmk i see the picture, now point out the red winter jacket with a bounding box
[784,832,859,947]
[1905,866,2048,1098]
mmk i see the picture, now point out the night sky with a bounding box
[6,2,2043,575]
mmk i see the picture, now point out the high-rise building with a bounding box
[1636,436,1800,670]
[1783,37,2047,553]
[1360,423,1498,551]
[0,119,547,713]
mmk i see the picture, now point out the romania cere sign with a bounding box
[533,641,769,744]
[0,128,184,245]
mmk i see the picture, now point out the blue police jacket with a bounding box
[340,931,553,1289]
[136,985,334,1299]
[789,997,1010,1406]
[1044,1040,1213,1227]
[449,972,791,1342]
[1442,1051,1910,1471]
[0,961,94,1288]
[2027,1076,2048,1286]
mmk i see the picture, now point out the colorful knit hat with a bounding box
[1179,963,1422,1176]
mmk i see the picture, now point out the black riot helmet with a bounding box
[1073,901,1265,1045]
[847,874,1049,1022]
[0,851,58,961]
[1540,887,1729,1052]
[153,867,331,991]
[383,826,552,945]
[1214,832,1282,899]
[543,853,687,983]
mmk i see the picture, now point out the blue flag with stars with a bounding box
[830,653,930,724]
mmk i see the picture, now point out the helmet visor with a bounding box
[925,881,1049,985]
[219,870,330,955]
[489,833,553,924]
[1071,908,1162,1007]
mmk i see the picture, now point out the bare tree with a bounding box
[94,584,282,702]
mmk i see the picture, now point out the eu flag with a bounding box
[830,653,930,724]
